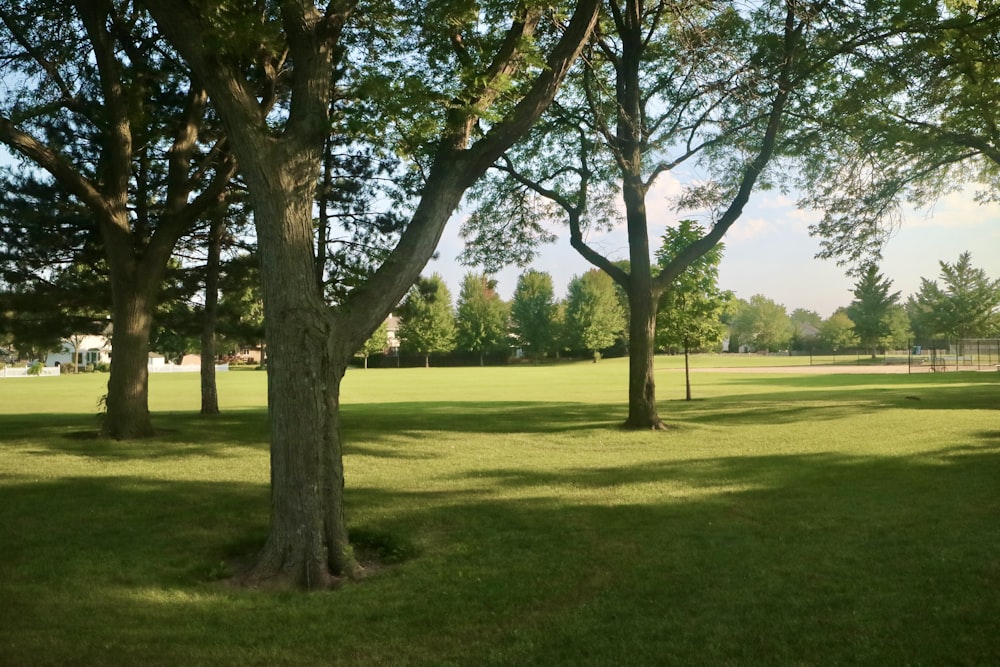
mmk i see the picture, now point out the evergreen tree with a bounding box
[909,252,1000,340]
[847,266,901,357]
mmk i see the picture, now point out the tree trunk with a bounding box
[102,278,156,439]
[242,178,360,589]
[624,286,665,429]
[249,328,359,587]
[200,217,224,415]
[684,343,692,401]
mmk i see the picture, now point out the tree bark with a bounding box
[624,283,665,429]
[684,344,692,401]
[200,217,224,415]
[243,170,361,588]
[103,271,156,439]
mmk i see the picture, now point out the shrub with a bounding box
[27,361,43,376]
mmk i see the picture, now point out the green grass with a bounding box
[1,358,999,665]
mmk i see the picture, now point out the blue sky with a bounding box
[428,177,1000,319]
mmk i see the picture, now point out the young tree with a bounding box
[141,0,601,587]
[730,296,793,353]
[455,273,509,366]
[358,321,389,370]
[510,269,558,360]
[847,265,901,357]
[398,274,455,368]
[909,252,1000,340]
[564,269,626,362]
[655,221,727,400]
[0,2,236,438]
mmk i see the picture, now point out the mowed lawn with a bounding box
[1,359,998,666]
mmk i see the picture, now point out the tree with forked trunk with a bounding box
[464,0,926,429]
[140,0,601,588]
[0,1,237,438]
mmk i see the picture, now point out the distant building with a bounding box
[386,313,400,352]
[46,332,112,369]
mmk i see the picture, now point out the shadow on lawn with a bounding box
[714,372,1000,409]
[5,378,993,463]
[2,440,999,665]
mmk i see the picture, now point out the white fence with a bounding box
[149,363,230,374]
[1,364,228,378]
[0,366,60,378]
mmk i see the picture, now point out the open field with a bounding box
[1,358,999,665]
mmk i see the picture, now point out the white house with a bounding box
[46,332,112,369]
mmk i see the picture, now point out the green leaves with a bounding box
[909,252,1000,339]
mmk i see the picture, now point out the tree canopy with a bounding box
[454,273,509,365]
[510,269,558,360]
[909,252,1000,340]
[564,269,626,361]
[398,273,456,367]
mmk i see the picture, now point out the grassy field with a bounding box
[1,358,998,665]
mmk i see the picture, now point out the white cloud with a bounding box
[725,216,774,242]
[901,190,1000,229]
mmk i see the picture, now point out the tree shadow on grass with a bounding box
[1,409,272,462]
[2,439,999,665]
[3,371,995,463]
[714,372,1000,410]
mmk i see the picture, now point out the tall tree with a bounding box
[398,274,455,368]
[565,269,626,362]
[0,1,236,438]
[510,269,558,360]
[655,221,727,400]
[847,265,901,357]
[464,0,896,428]
[909,252,1000,340]
[216,253,266,362]
[454,273,509,366]
[142,0,600,587]
[730,295,793,353]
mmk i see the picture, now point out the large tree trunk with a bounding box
[140,0,601,590]
[200,217,224,415]
[624,284,665,429]
[242,172,360,589]
[103,277,156,439]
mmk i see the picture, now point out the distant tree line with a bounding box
[728,252,1000,355]
[369,249,1000,366]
